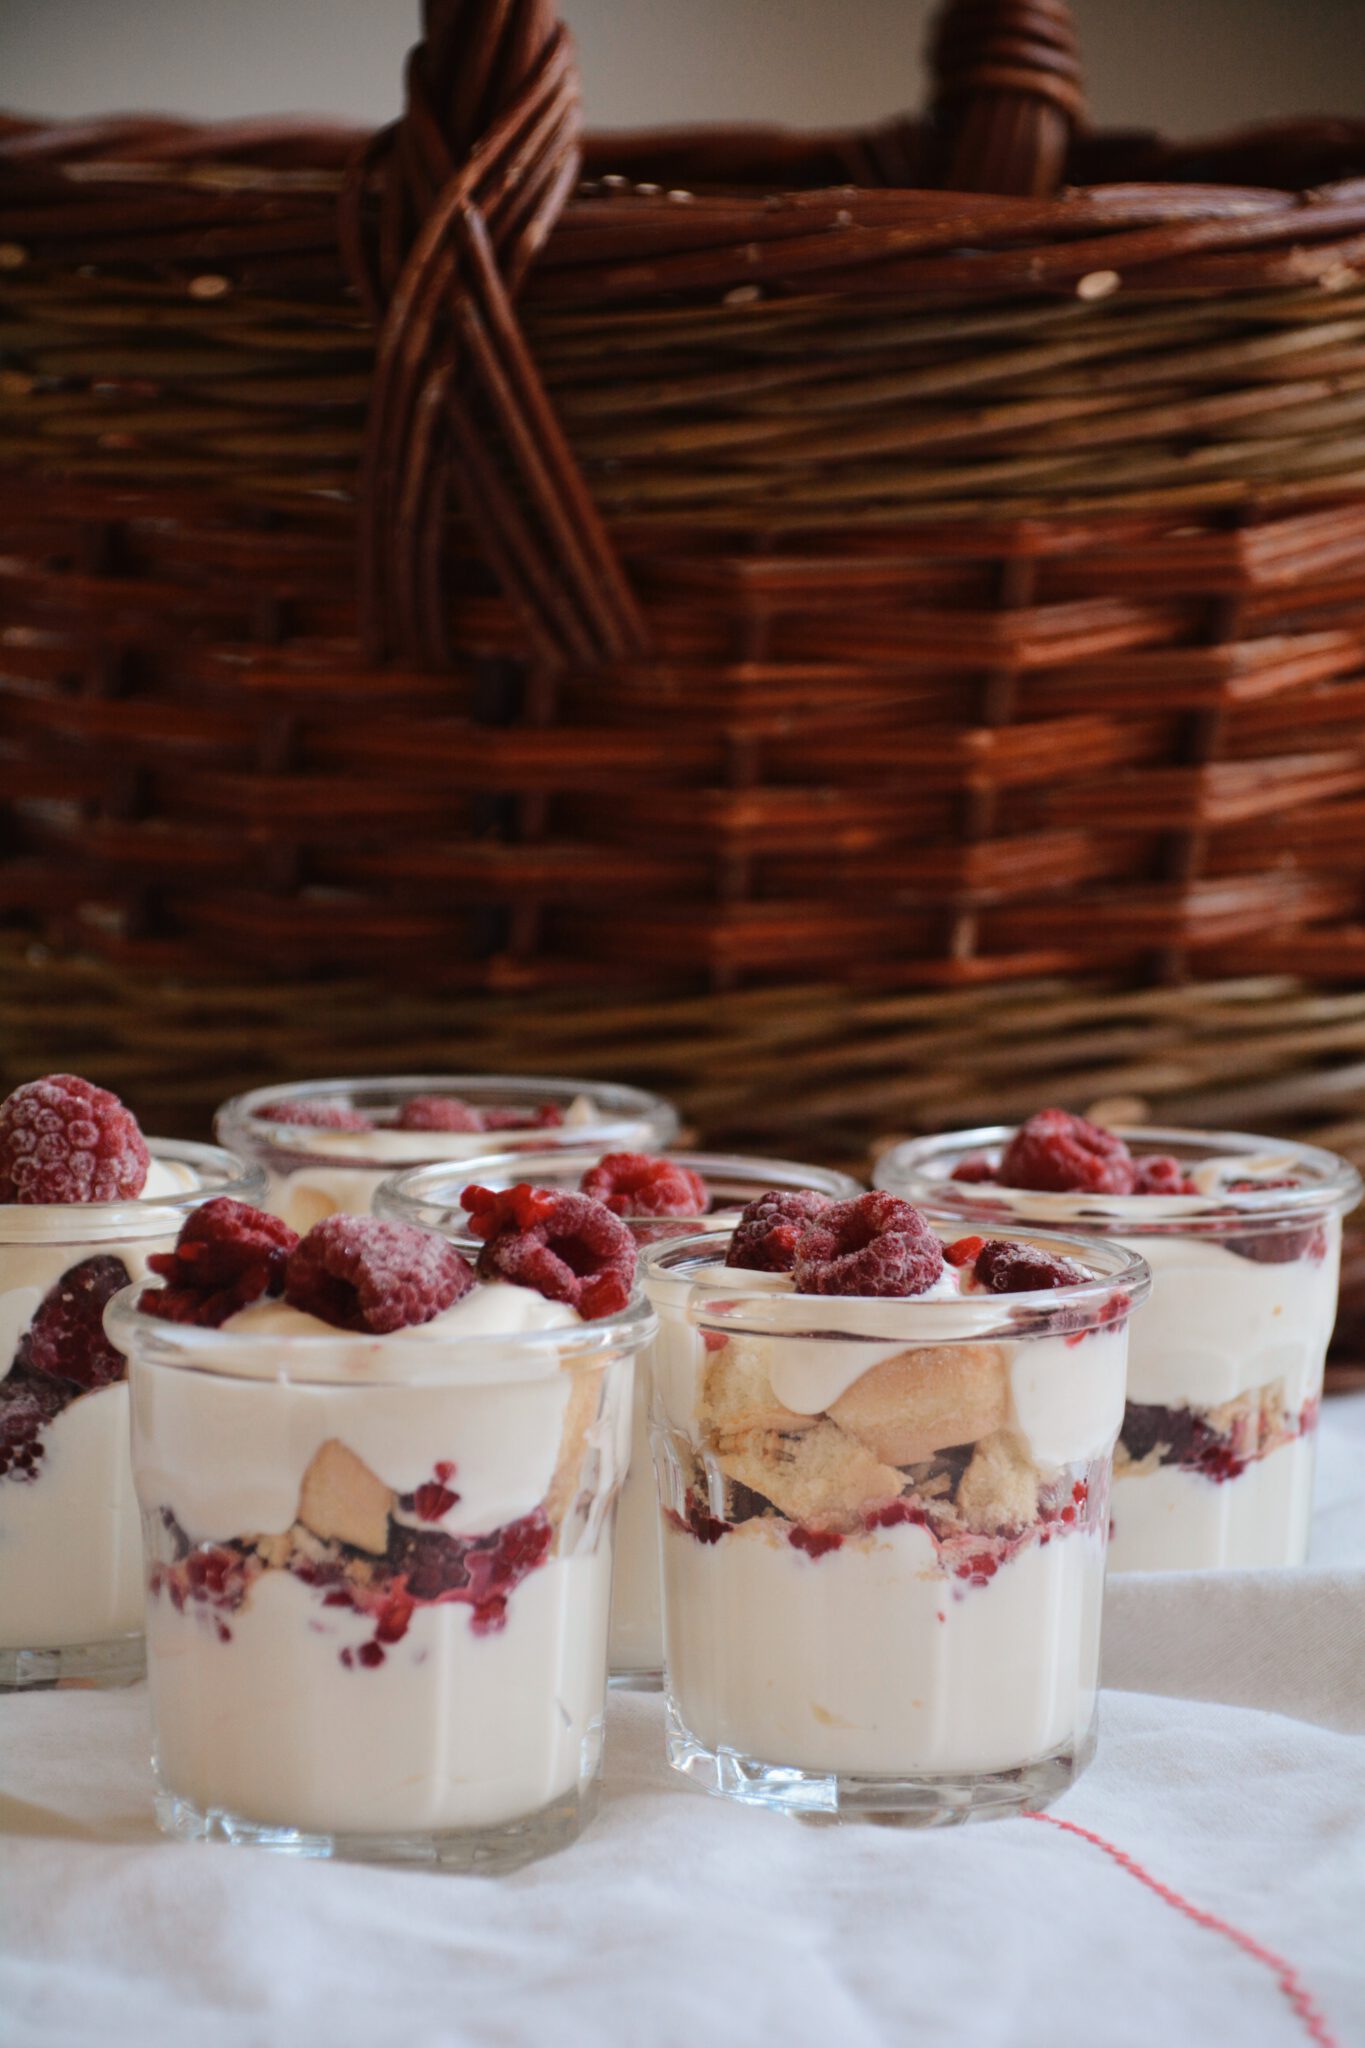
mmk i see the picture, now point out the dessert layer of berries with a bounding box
[1,1255,131,1484]
[462,1183,636,1319]
[148,1441,558,1667]
[0,1074,149,1205]
[265,1096,565,1135]
[1117,1388,1319,1485]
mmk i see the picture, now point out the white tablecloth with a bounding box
[5,1399,1365,2048]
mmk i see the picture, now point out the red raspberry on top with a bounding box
[285,1217,475,1333]
[396,1096,486,1133]
[15,1254,131,1390]
[142,1198,299,1327]
[726,1189,833,1273]
[950,1156,998,1184]
[579,1153,708,1219]
[0,1075,149,1206]
[971,1240,1090,1292]
[791,1191,944,1299]
[1134,1155,1198,1197]
[997,1110,1135,1196]
[482,1104,565,1131]
[268,1101,374,1131]
[467,1188,636,1320]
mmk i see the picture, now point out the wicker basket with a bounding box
[3,0,1365,1365]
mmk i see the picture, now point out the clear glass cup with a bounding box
[875,1126,1362,1573]
[215,1074,681,1235]
[110,1283,656,1872]
[378,1149,863,1689]
[642,1225,1149,1823]
[0,1140,266,1690]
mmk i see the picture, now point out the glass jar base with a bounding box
[152,1774,599,1874]
[609,1667,663,1693]
[0,1634,144,1692]
[665,1701,1097,1825]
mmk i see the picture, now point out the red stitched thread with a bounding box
[1026,1813,1338,2048]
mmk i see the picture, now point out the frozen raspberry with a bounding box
[950,1156,998,1184]
[997,1110,1136,1195]
[1134,1155,1197,1196]
[579,1152,708,1219]
[285,1217,475,1333]
[0,1075,148,1206]
[268,1100,374,1131]
[396,1096,486,1133]
[791,1191,944,1298]
[14,1254,131,1390]
[482,1104,565,1131]
[726,1189,834,1273]
[470,1188,636,1320]
[973,1240,1089,1292]
[142,1199,299,1326]
[0,1370,70,1480]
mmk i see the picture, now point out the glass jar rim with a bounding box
[107,1280,657,1387]
[0,1138,266,1246]
[874,1123,1363,1234]
[375,1149,863,1233]
[642,1221,1150,1342]
[214,1072,679,1155]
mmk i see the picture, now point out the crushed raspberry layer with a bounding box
[465,1186,636,1319]
[791,1191,944,1298]
[267,1100,374,1131]
[1118,1394,1318,1484]
[998,1109,1136,1196]
[725,1189,833,1273]
[15,1254,131,1391]
[579,1152,708,1219]
[971,1240,1091,1292]
[285,1216,475,1332]
[1222,1181,1326,1264]
[142,1199,299,1326]
[0,1075,149,1205]
[0,1370,70,1482]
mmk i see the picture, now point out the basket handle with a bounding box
[928,0,1086,195]
[344,0,647,670]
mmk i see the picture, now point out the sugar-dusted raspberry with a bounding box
[726,1189,833,1273]
[791,1191,944,1298]
[0,1370,70,1481]
[471,1188,636,1320]
[142,1198,300,1327]
[950,1156,998,1184]
[15,1254,131,1390]
[1134,1155,1197,1196]
[997,1109,1135,1196]
[579,1152,708,1219]
[268,1100,374,1131]
[972,1240,1090,1292]
[482,1104,565,1131]
[0,1075,149,1206]
[396,1096,486,1133]
[285,1217,475,1333]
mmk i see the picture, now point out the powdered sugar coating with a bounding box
[726,1189,834,1273]
[143,1198,299,1327]
[285,1217,476,1333]
[470,1188,636,1320]
[580,1153,708,1219]
[791,1191,945,1298]
[0,1075,149,1205]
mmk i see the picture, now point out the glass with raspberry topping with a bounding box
[876,1116,1362,1573]
[377,1150,862,1688]
[0,1075,265,1689]
[215,1074,680,1236]
[111,1203,654,1870]
[642,1195,1148,1822]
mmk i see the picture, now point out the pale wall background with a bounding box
[2,0,1362,138]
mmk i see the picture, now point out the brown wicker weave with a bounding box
[3,0,1365,1362]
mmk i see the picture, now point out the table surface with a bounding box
[5,1398,1365,2048]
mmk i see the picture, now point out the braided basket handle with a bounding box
[929,0,1085,195]
[346,0,646,670]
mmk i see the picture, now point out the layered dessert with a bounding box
[875,1111,1361,1573]
[215,1075,680,1235]
[0,1074,264,1686]
[378,1148,862,1687]
[643,1192,1147,1819]
[117,1186,654,1867]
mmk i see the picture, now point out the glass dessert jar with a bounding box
[215,1074,681,1234]
[0,1140,266,1690]
[876,1126,1362,1573]
[378,1149,863,1689]
[642,1225,1148,1822]
[109,1281,655,1872]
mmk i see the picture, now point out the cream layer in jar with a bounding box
[215,1076,680,1235]
[118,1279,650,1844]
[874,1126,1360,1574]
[642,1225,1146,1816]
[0,1145,263,1673]
[376,1149,864,1688]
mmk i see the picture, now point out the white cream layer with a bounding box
[147,1547,612,1833]
[662,1515,1103,1776]
[1109,1429,1317,1573]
